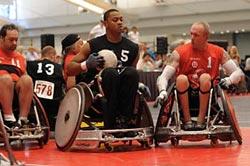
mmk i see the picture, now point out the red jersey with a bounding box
[63,53,75,81]
[0,48,26,81]
[175,43,224,88]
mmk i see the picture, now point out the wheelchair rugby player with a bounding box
[154,21,243,146]
[55,9,154,151]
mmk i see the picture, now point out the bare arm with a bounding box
[67,42,91,76]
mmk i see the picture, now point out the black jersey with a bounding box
[76,35,139,84]
[89,35,139,66]
[27,59,65,101]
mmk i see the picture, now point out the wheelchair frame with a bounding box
[55,81,154,151]
[0,94,50,148]
[154,83,242,146]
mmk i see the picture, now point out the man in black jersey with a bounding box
[27,46,65,131]
[67,9,139,130]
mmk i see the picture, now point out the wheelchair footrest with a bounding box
[7,126,48,140]
[75,127,154,142]
[156,125,234,142]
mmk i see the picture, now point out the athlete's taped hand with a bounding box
[86,53,105,70]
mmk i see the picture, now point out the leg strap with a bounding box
[177,87,189,95]
[199,88,210,94]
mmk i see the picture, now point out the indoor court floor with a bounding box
[1,95,250,166]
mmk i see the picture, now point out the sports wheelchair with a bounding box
[0,94,50,148]
[55,76,154,151]
[154,82,242,146]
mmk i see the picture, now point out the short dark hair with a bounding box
[0,24,19,38]
[103,8,119,21]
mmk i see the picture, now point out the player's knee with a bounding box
[18,75,33,88]
[0,74,13,86]
[176,74,189,91]
[199,73,211,91]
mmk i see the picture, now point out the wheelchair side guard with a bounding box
[77,82,94,111]
[154,83,175,143]
[55,83,154,151]
[3,94,50,148]
[55,85,86,151]
[32,94,50,145]
[218,86,242,145]
[155,83,243,146]
[136,92,154,128]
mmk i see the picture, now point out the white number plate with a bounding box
[34,80,54,99]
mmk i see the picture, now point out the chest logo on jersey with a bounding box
[191,60,198,68]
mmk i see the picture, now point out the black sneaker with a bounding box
[4,121,21,130]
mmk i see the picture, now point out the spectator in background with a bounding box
[228,45,246,94]
[62,34,85,90]
[228,45,241,66]
[25,46,40,61]
[122,26,129,38]
[137,52,155,71]
[16,45,25,55]
[27,46,65,131]
[154,54,163,70]
[128,26,140,44]
[88,20,106,40]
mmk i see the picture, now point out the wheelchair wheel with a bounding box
[55,84,92,151]
[218,87,242,145]
[137,93,154,128]
[31,95,50,145]
[136,93,154,146]
[154,83,175,144]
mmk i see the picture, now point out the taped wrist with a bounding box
[157,65,176,92]
[80,61,87,72]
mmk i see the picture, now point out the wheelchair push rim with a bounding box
[219,87,242,145]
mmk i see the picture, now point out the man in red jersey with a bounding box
[0,24,33,129]
[157,21,244,130]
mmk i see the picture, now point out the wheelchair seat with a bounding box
[154,82,242,146]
